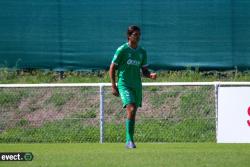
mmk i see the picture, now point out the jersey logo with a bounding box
[127,59,140,66]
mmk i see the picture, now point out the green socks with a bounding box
[126,119,135,144]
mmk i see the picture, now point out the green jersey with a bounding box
[112,43,148,88]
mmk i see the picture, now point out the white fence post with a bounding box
[99,84,105,143]
[214,82,219,143]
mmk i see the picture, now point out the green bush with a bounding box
[0,119,100,143]
[46,91,73,107]
[0,90,27,107]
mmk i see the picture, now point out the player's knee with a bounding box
[126,104,136,118]
[127,104,136,112]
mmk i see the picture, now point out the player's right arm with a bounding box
[110,46,123,97]
[109,63,119,96]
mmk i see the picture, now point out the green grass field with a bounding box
[0,143,250,167]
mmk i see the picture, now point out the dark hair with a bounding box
[127,25,140,39]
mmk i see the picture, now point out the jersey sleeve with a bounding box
[141,50,148,68]
[111,47,123,66]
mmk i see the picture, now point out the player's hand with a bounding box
[111,85,119,97]
[150,73,157,80]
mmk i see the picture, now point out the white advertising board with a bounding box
[218,87,250,143]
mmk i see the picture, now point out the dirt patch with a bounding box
[21,88,100,127]
[26,108,65,126]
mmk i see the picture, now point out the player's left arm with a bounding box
[141,49,157,79]
[142,66,157,79]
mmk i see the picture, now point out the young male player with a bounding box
[109,25,157,149]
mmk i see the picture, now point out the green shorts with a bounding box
[118,85,142,108]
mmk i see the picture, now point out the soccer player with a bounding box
[109,25,157,149]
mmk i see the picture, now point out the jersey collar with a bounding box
[126,43,139,51]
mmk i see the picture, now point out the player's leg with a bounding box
[125,103,137,148]
[118,85,137,148]
[127,87,142,148]
[126,103,137,120]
